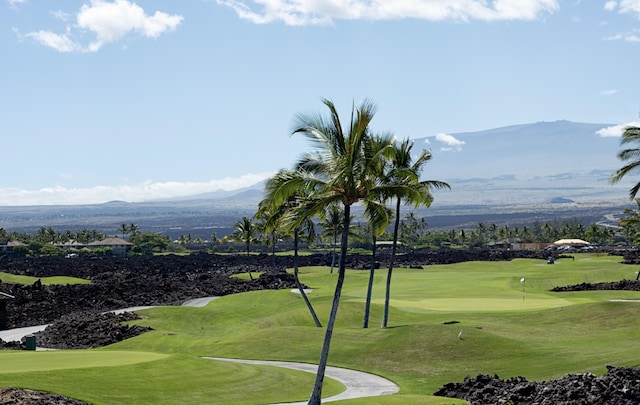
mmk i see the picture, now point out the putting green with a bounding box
[374,296,575,312]
[0,350,168,373]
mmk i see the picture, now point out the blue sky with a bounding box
[2,0,640,205]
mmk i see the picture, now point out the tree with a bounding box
[381,138,450,329]
[255,201,282,289]
[261,169,323,328]
[233,217,256,280]
[119,224,129,239]
[611,126,640,199]
[129,232,170,255]
[362,202,392,328]
[278,98,397,404]
[319,204,343,274]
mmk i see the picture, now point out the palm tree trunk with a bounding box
[330,233,337,274]
[272,233,278,289]
[308,205,351,405]
[246,241,254,280]
[382,197,401,328]
[294,230,322,328]
[363,233,376,328]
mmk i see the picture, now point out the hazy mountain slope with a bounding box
[414,120,631,205]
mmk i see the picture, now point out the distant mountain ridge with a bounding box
[161,120,629,207]
[411,120,631,206]
[0,120,633,240]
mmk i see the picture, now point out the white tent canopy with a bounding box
[554,239,590,246]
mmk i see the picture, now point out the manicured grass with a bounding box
[0,272,90,285]
[1,253,639,404]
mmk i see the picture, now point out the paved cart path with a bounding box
[204,357,399,404]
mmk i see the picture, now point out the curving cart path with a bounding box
[0,296,400,403]
[204,357,399,404]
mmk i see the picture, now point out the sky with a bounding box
[2,0,640,206]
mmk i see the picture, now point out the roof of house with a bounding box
[88,237,133,246]
[6,241,26,247]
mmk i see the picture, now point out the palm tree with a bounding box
[255,203,280,289]
[233,216,255,280]
[119,224,129,239]
[381,138,450,329]
[277,98,398,404]
[361,133,395,329]
[262,169,322,327]
[362,201,392,328]
[611,126,640,199]
[319,204,343,274]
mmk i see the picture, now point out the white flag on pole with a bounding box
[520,277,525,283]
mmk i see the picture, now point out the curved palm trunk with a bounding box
[294,230,322,328]
[272,233,278,289]
[245,241,254,280]
[330,232,337,274]
[362,233,376,328]
[382,197,401,328]
[308,205,351,405]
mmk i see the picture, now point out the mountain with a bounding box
[413,120,631,206]
[0,121,633,240]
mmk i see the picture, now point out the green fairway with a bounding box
[1,253,640,404]
[0,351,168,373]
[0,272,90,285]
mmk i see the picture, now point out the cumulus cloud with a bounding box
[216,0,560,26]
[596,121,640,137]
[0,173,273,206]
[435,133,465,151]
[23,0,183,52]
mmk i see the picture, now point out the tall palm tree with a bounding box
[255,202,281,289]
[361,133,395,329]
[611,126,640,199]
[319,204,343,274]
[233,216,255,280]
[381,138,450,329]
[362,201,392,328]
[261,169,322,327]
[275,98,400,405]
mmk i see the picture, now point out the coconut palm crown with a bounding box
[610,126,640,199]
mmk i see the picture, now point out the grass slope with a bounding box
[0,271,90,285]
[1,253,639,404]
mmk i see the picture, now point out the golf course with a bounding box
[1,252,639,404]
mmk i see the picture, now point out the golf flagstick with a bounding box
[520,277,525,302]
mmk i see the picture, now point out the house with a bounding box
[88,237,133,256]
[0,241,27,255]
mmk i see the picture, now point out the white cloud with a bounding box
[605,31,640,42]
[598,89,618,96]
[23,0,183,52]
[596,121,640,137]
[6,0,25,9]
[216,0,560,26]
[604,1,617,12]
[435,133,465,151]
[26,30,79,53]
[0,173,273,206]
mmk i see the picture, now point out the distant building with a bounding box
[0,241,27,255]
[88,237,133,256]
